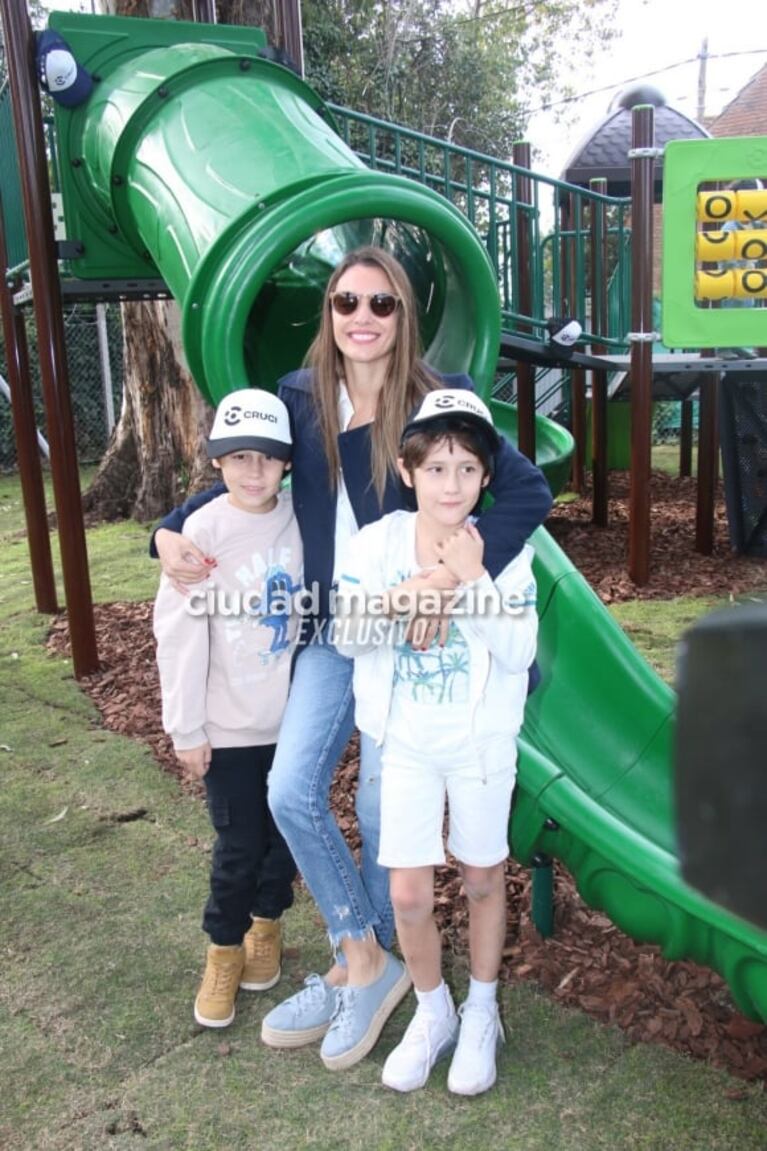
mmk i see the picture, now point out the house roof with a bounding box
[708,63,767,138]
[560,84,710,199]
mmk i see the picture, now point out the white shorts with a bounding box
[377,747,516,869]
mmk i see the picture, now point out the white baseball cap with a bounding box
[400,388,500,453]
[207,389,292,461]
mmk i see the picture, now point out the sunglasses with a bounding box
[329,291,401,318]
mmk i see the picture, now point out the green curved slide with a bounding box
[490,400,574,500]
[48,12,767,1021]
[516,529,767,1021]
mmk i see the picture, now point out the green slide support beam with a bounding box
[49,12,499,406]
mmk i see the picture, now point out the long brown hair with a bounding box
[305,246,441,504]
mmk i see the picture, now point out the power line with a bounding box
[531,48,767,113]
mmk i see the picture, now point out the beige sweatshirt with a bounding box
[153,491,303,751]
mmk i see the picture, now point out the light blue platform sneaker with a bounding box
[320,953,412,1070]
[260,974,340,1048]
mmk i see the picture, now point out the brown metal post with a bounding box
[570,368,587,491]
[0,194,58,613]
[589,178,609,526]
[1,0,98,674]
[566,193,586,493]
[679,398,693,477]
[628,106,655,586]
[512,141,536,463]
[695,375,718,554]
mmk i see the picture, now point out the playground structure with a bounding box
[1,7,766,1025]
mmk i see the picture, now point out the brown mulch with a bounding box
[546,470,767,604]
[46,472,767,1085]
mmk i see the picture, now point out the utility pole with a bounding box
[697,37,708,123]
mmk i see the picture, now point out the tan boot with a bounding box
[194,944,245,1028]
[240,917,281,991]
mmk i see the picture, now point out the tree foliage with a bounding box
[0,0,48,88]
[302,0,620,158]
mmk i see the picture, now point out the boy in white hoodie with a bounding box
[154,389,302,1029]
[334,391,537,1096]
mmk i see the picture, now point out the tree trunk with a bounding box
[84,0,286,522]
[83,300,213,522]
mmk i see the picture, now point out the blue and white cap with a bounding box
[36,30,93,109]
[400,388,500,453]
[207,389,292,461]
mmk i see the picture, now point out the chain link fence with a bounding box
[653,398,700,443]
[0,301,124,472]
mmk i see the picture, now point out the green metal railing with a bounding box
[329,104,633,352]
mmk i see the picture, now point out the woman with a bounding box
[153,246,552,1070]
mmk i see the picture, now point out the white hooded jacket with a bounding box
[333,510,537,773]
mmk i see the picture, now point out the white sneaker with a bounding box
[382,1006,459,1092]
[447,1001,505,1096]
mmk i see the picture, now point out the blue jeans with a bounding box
[267,635,394,952]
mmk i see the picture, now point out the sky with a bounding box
[529,0,767,177]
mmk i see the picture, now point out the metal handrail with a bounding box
[329,103,633,351]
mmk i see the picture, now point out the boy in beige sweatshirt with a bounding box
[154,389,303,1029]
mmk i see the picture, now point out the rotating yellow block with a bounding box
[696,229,767,262]
[696,188,767,224]
[695,268,767,300]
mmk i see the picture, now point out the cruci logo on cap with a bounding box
[223,405,278,426]
[431,393,486,414]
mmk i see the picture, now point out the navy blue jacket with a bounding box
[154,369,553,630]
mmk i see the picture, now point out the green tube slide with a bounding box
[48,12,767,1020]
[49,12,499,406]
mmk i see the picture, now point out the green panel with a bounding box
[662,136,767,348]
[0,85,27,271]
[584,399,632,470]
[50,11,268,282]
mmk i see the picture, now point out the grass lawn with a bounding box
[1,469,766,1151]
[651,442,697,476]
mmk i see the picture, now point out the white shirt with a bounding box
[332,382,360,585]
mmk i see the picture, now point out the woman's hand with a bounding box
[176,743,212,781]
[384,566,460,650]
[155,528,216,594]
[435,521,486,584]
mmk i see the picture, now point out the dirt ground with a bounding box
[48,470,767,1085]
[547,471,767,604]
